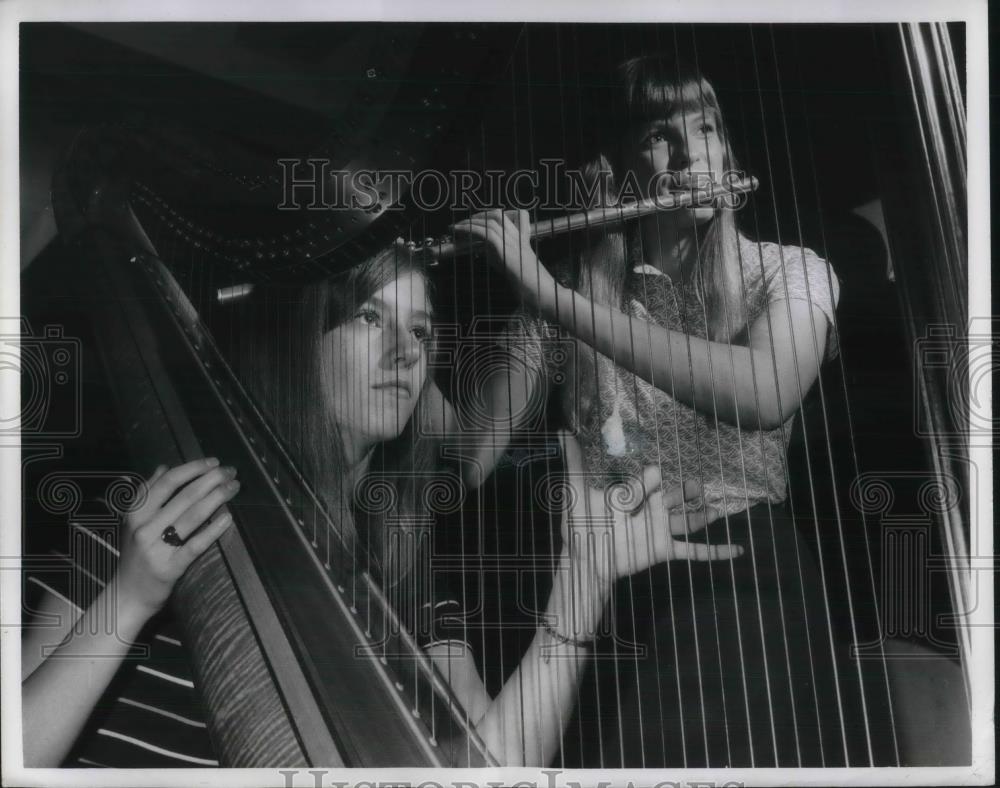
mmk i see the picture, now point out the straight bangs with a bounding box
[620,57,725,139]
[576,55,746,339]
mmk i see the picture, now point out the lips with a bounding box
[372,380,411,397]
[658,178,716,205]
[665,172,715,191]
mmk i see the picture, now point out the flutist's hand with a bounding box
[450,209,557,309]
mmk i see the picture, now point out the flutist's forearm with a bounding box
[537,283,825,430]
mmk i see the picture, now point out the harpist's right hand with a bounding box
[557,432,743,591]
[117,458,239,619]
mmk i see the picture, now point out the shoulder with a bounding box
[739,235,826,273]
[741,236,842,361]
[740,235,840,304]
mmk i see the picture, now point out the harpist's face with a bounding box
[322,271,433,460]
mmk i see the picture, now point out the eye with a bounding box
[696,122,716,136]
[643,130,668,146]
[355,307,381,327]
[410,323,433,341]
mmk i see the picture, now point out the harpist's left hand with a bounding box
[450,209,557,308]
[117,458,239,618]
[557,431,743,592]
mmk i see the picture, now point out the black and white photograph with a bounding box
[1,1,992,786]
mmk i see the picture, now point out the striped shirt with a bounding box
[24,521,218,768]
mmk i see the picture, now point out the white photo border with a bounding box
[1,1,992,786]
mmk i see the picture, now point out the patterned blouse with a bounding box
[508,234,841,516]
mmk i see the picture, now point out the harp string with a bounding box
[728,44,820,769]
[724,26,806,766]
[609,30,661,767]
[522,27,580,769]
[727,33,804,763]
[514,32,541,762]
[544,30,565,769]
[675,28,768,767]
[600,24,659,768]
[577,23,629,767]
[674,24,753,765]
[614,25,656,770]
[751,23,872,764]
[560,27,594,768]
[455,143,477,767]
[455,140,480,766]
[742,24,834,764]
[630,27,696,766]
[663,27,734,764]
[769,24,899,766]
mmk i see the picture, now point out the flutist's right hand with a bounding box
[449,209,557,309]
[117,458,239,619]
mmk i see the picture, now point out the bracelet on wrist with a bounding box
[541,621,595,663]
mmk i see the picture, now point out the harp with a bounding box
[21,19,977,768]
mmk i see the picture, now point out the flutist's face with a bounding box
[322,272,432,459]
[628,106,727,226]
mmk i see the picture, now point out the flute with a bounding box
[216,176,758,303]
[399,175,759,261]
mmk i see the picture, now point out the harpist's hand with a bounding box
[557,431,743,590]
[116,458,239,619]
[449,209,557,307]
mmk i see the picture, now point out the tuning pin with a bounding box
[217,283,255,304]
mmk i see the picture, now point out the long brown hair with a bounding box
[236,246,439,588]
[576,54,746,341]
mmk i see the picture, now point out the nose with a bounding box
[389,324,421,368]
[670,143,691,171]
[670,140,702,172]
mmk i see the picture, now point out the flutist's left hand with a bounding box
[450,209,557,308]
